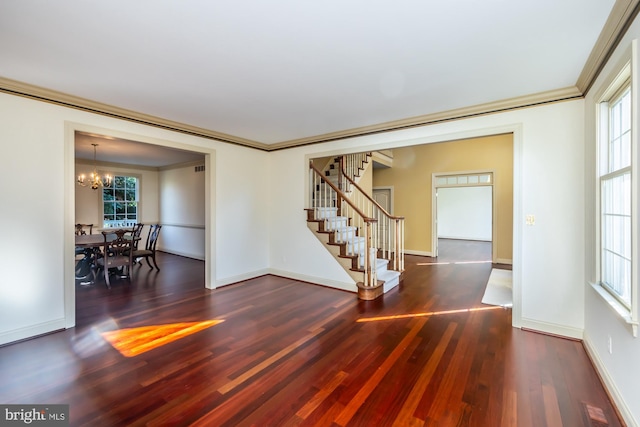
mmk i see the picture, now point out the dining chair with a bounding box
[75,223,93,235]
[132,224,162,271]
[75,224,95,279]
[131,223,145,251]
[95,229,134,288]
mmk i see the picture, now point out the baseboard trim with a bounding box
[212,268,358,293]
[215,268,271,288]
[405,249,433,257]
[157,247,205,261]
[495,258,513,265]
[519,318,584,340]
[583,334,637,427]
[438,236,491,242]
[268,269,358,293]
[0,319,66,346]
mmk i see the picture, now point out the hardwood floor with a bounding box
[0,242,622,426]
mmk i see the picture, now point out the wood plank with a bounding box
[0,243,625,426]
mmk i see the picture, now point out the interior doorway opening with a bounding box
[432,171,496,262]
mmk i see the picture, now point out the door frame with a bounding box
[431,170,497,262]
[64,121,216,329]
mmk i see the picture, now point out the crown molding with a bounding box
[0,76,270,151]
[1,1,635,153]
[1,75,582,152]
[577,0,640,94]
[267,86,583,150]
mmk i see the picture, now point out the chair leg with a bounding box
[145,257,153,269]
[104,265,111,288]
[151,255,160,271]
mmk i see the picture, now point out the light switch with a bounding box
[525,214,535,226]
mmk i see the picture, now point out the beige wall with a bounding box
[372,133,513,261]
[75,160,160,228]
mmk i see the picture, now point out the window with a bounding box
[600,85,632,308]
[103,175,139,227]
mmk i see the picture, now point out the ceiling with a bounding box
[75,132,204,168]
[0,0,631,160]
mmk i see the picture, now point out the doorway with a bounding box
[65,122,216,329]
[432,171,496,262]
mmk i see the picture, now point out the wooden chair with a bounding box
[95,229,134,288]
[131,223,145,250]
[75,224,95,280]
[132,224,162,271]
[75,223,93,235]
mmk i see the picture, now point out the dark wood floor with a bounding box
[0,240,622,426]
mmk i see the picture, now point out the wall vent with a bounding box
[195,165,205,173]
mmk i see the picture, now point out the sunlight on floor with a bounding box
[101,320,224,357]
[357,306,504,323]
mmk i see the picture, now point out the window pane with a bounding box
[125,177,136,189]
[601,171,632,307]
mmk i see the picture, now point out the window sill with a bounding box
[590,282,638,337]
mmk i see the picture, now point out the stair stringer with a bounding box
[306,217,365,284]
[306,209,401,298]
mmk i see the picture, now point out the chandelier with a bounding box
[77,143,112,190]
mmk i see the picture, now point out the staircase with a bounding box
[306,153,405,300]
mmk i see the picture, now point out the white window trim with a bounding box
[592,40,639,337]
[100,173,141,228]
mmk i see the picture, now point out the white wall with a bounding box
[437,186,492,241]
[269,100,586,341]
[159,164,205,260]
[0,91,270,345]
[583,13,640,427]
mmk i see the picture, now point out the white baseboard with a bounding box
[583,333,638,427]
[268,269,358,293]
[405,249,433,257]
[158,247,205,261]
[519,317,584,340]
[214,268,271,288]
[203,267,358,293]
[0,318,66,346]
[438,236,491,242]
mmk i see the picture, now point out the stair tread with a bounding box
[377,269,401,280]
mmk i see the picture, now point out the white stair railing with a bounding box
[309,162,378,288]
[338,156,405,272]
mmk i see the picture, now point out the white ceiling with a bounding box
[0,0,619,159]
[75,132,204,168]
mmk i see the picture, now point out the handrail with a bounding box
[309,161,378,288]
[339,155,405,272]
[339,158,404,221]
[309,162,376,224]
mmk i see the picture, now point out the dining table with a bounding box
[75,230,139,284]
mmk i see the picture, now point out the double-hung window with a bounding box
[600,85,632,307]
[596,52,638,335]
[103,175,139,228]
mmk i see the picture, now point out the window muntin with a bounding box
[103,175,138,228]
[600,85,632,308]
